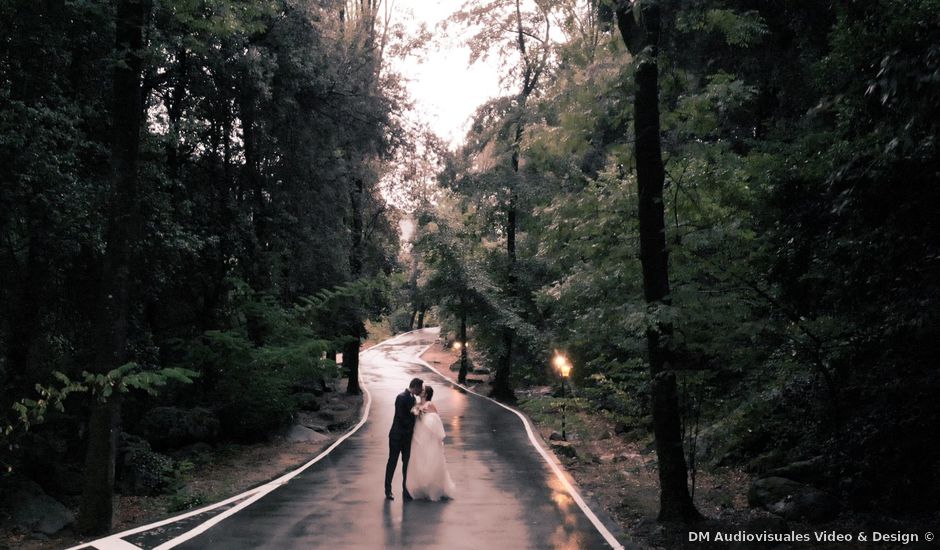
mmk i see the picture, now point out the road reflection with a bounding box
[382,487,452,546]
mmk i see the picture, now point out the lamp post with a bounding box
[553,352,572,440]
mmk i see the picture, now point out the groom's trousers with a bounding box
[385,433,412,495]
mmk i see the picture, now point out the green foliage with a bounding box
[120,445,178,496]
[427,0,940,514]
[86,364,198,402]
[0,0,406,495]
[167,490,208,513]
[214,359,295,442]
[389,309,415,333]
[677,9,769,47]
[414,192,549,382]
[580,362,649,419]
[170,280,397,441]
[295,274,395,334]
[5,365,197,444]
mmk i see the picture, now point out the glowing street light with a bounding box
[452,341,463,351]
[552,351,573,441]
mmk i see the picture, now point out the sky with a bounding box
[387,0,504,147]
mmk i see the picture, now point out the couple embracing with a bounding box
[385,377,456,501]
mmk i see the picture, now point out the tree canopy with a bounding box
[1,0,409,532]
[416,0,940,518]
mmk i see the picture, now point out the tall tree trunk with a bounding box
[408,306,418,331]
[407,255,420,331]
[491,76,527,403]
[221,97,233,196]
[240,85,268,293]
[166,47,187,183]
[490,0,547,401]
[416,304,426,329]
[342,337,361,395]
[616,1,700,523]
[6,218,44,389]
[491,154,521,402]
[345,178,365,395]
[350,178,364,277]
[79,0,150,534]
[458,297,469,385]
[492,189,517,401]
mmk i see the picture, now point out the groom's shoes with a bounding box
[385,492,394,500]
[403,491,414,501]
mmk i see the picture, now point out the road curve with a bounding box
[71,328,627,550]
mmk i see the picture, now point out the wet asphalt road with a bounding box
[78,328,624,550]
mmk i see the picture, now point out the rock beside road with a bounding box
[292,392,321,411]
[550,440,578,459]
[285,425,330,443]
[0,478,74,536]
[297,411,330,433]
[748,476,839,523]
[765,456,828,485]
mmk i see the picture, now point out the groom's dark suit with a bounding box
[385,389,417,497]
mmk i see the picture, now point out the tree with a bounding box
[336,0,406,394]
[2,0,407,530]
[414,199,475,382]
[80,0,152,534]
[417,0,938,527]
[613,0,700,522]
[451,0,553,401]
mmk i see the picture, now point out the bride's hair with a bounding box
[424,386,434,401]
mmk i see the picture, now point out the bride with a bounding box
[405,386,456,501]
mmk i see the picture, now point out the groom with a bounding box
[385,377,423,500]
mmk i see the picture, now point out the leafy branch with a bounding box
[4,364,197,445]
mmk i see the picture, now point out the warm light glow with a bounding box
[452,341,462,350]
[552,351,573,377]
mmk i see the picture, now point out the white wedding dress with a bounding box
[406,409,456,501]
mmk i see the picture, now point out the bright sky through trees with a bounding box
[390,0,503,146]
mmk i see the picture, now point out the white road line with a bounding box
[65,329,623,549]
[65,490,258,549]
[66,336,390,550]
[411,332,626,550]
[150,482,283,550]
[151,375,374,549]
[89,537,145,550]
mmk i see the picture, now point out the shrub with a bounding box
[116,436,177,496]
[166,490,208,513]
[134,407,219,450]
[215,362,295,443]
[389,309,414,333]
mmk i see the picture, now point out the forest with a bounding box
[416,0,937,526]
[1,0,938,547]
[1,0,407,536]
